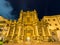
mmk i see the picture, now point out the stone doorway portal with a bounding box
[24,30,33,42]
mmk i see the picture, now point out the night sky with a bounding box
[1,0,60,20]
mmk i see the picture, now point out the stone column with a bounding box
[47,29,51,36]
[35,25,39,36]
[42,27,46,36]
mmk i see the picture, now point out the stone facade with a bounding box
[0,10,60,43]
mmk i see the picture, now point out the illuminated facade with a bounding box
[0,10,60,43]
[41,15,60,41]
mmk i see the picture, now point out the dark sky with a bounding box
[8,0,60,20]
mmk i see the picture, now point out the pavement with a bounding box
[3,42,60,45]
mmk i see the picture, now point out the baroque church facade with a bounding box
[0,10,60,43]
